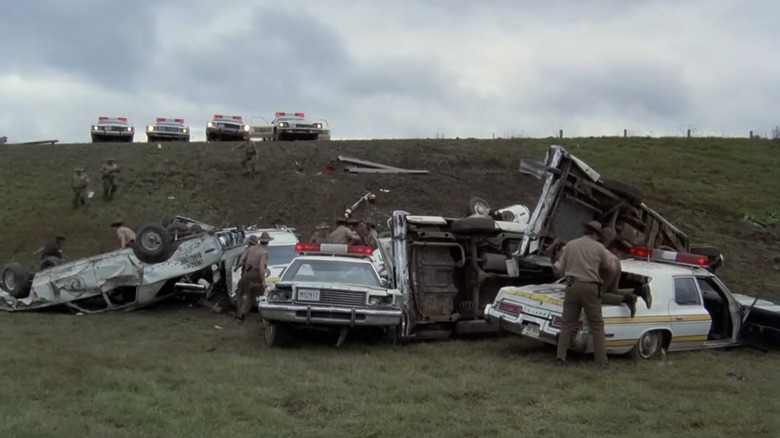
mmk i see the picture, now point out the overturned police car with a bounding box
[0,216,246,313]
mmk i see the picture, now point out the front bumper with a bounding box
[147,132,189,141]
[92,130,133,137]
[259,302,402,327]
[207,127,248,140]
[484,303,590,351]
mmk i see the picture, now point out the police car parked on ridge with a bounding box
[485,246,780,360]
[258,242,402,347]
[250,112,330,141]
[91,116,134,143]
[206,114,250,142]
[146,117,190,142]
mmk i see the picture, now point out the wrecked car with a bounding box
[0,216,246,313]
[381,144,723,341]
[259,242,402,347]
[485,246,780,358]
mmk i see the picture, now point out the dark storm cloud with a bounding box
[0,0,156,89]
[526,62,690,120]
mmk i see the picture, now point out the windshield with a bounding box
[281,259,381,288]
[267,245,298,266]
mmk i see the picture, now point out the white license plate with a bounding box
[522,323,541,338]
[298,289,320,301]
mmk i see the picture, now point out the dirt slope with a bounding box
[0,137,778,297]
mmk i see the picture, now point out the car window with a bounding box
[281,259,382,288]
[266,245,297,266]
[674,277,700,305]
[696,277,725,301]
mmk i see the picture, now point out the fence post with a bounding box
[749,130,753,139]
[559,129,563,138]
[687,129,691,138]
[623,129,627,138]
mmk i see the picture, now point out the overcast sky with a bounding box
[1,0,777,143]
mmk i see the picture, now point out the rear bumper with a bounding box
[258,302,402,327]
[484,303,590,351]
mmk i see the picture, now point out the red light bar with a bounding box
[213,114,223,119]
[232,115,242,121]
[628,247,651,258]
[175,118,184,124]
[347,245,373,255]
[295,243,320,252]
[156,117,165,122]
[675,253,708,266]
[628,247,708,267]
[118,117,127,122]
[98,116,108,121]
[294,242,373,255]
[275,112,286,117]
[294,112,305,118]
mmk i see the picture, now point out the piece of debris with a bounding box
[726,372,746,381]
[214,325,223,330]
[338,155,429,174]
[2,138,59,145]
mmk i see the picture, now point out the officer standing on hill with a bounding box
[71,168,91,208]
[100,158,121,200]
[231,138,257,178]
[551,220,617,369]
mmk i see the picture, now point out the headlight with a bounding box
[369,295,393,305]
[314,123,322,129]
[183,128,188,133]
[147,125,154,132]
[243,125,250,132]
[207,121,214,128]
[92,125,98,131]
[127,126,133,131]
[278,122,289,128]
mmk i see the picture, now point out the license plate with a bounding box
[522,323,541,338]
[298,288,320,301]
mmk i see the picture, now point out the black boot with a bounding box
[624,294,637,318]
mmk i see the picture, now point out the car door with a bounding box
[667,276,711,350]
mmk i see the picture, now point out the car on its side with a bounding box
[206,114,250,142]
[258,242,402,347]
[91,116,134,143]
[0,216,246,313]
[484,246,780,359]
[146,117,190,142]
[250,112,330,141]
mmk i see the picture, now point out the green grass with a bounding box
[1,137,779,437]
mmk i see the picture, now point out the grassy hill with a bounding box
[1,137,779,438]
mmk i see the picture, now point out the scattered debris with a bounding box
[338,155,429,174]
[1,138,59,145]
[726,372,746,381]
[214,325,223,330]
[742,211,778,228]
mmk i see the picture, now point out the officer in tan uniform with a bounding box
[308,222,331,244]
[551,220,617,368]
[71,168,91,208]
[231,139,257,178]
[100,158,121,200]
[328,217,360,244]
[234,232,270,322]
[110,220,137,248]
[599,240,652,316]
[365,221,380,249]
[348,218,368,245]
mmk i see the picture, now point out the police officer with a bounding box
[348,218,368,245]
[34,236,66,269]
[231,138,257,178]
[308,222,331,244]
[71,168,91,208]
[328,217,360,244]
[234,232,270,322]
[365,220,380,249]
[552,220,617,368]
[600,239,652,315]
[100,158,121,200]
[110,220,137,248]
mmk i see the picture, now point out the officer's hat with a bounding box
[247,235,259,245]
[315,222,331,230]
[584,220,603,235]
[259,231,273,243]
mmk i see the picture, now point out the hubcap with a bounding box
[475,202,490,215]
[638,333,660,359]
[141,232,162,252]
[4,271,16,290]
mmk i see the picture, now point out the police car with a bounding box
[205,114,250,142]
[484,246,780,360]
[91,116,134,143]
[258,242,402,348]
[249,112,330,141]
[146,117,190,142]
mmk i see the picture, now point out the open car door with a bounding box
[736,284,780,351]
[249,116,273,140]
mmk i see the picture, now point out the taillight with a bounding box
[497,301,522,317]
[551,315,563,327]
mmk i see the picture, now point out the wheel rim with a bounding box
[638,332,660,359]
[474,201,490,215]
[3,271,16,290]
[141,232,163,252]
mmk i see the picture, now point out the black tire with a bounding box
[2,262,30,299]
[40,256,61,270]
[206,133,215,142]
[133,223,173,264]
[382,325,401,346]
[450,217,500,236]
[630,330,664,361]
[264,320,290,348]
[602,180,644,206]
[468,196,492,216]
[161,215,175,228]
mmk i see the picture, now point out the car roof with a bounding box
[291,255,374,264]
[620,258,711,278]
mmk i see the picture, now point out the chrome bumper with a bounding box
[483,303,589,351]
[258,302,402,327]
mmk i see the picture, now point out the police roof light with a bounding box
[213,114,223,119]
[175,118,185,124]
[294,112,304,118]
[275,112,286,117]
[295,242,374,255]
[98,116,108,121]
[232,115,242,121]
[628,247,708,267]
[117,117,127,122]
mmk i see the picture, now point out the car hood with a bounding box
[732,293,780,313]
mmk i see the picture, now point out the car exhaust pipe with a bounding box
[174,282,208,293]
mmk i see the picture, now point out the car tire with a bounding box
[381,325,401,346]
[1,262,31,299]
[468,196,492,217]
[450,217,500,236]
[602,180,644,207]
[40,256,61,270]
[630,330,664,361]
[263,320,290,348]
[132,223,173,264]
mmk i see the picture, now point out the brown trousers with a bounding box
[236,268,264,318]
[600,262,631,305]
[556,280,608,365]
